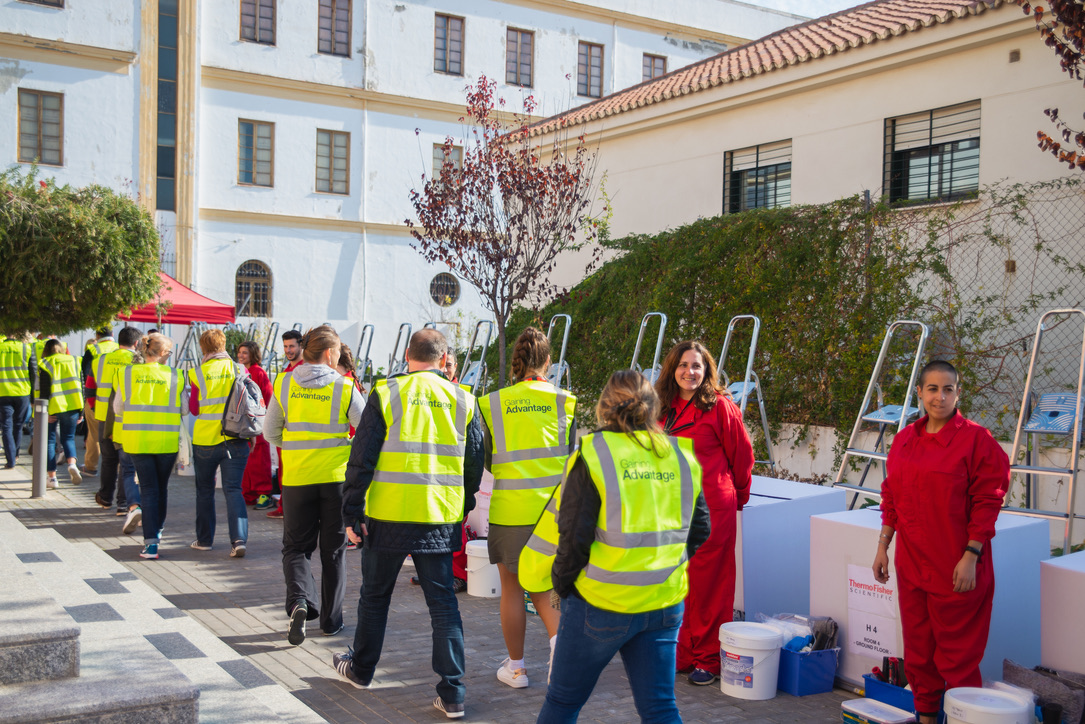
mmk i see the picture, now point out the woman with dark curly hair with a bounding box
[655,340,754,687]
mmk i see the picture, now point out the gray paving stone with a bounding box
[146,632,208,660]
[219,658,276,689]
[16,551,61,564]
[85,577,129,595]
[65,602,124,623]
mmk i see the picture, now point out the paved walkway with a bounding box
[0,444,857,723]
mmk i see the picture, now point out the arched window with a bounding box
[430,272,460,307]
[235,260,272,317]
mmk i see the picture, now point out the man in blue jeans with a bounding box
[332,329,484,720]
[187,330,249,558]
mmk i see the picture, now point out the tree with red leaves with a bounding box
[407,76,604,386]
[1017,1,1085,169]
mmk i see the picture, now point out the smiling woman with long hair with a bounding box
[654,340,754,687]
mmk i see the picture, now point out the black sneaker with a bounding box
[688,668,717,686]
[452,578,467,594]
[332,650,370,689]
[288,603,307,646]
[433,697,465,719]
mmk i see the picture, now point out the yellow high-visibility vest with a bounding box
[366,372,474,524]
[517,453,577,594]
[276,370,354,485]
[479,380,576,526]
[39,353,84,415]
[187,359,236,446]
[94,348,133,420]
[0,338,32,398]
[524,431,702,614]
[116,363,182,454]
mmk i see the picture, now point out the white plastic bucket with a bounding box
[944,688,1031,724]
[719,621,783,700]
[465,539,500,597]
[841,699,915,724]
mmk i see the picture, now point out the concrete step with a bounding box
[0,513,324,724]
[0,547,79,685]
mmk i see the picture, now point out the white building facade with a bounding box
[1,0,802,359]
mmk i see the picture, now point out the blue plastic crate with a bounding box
[778,647,840,697]
[862,674,915,713]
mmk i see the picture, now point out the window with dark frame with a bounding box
[506,28,533,87]
[18,90,63,166]
[723,141,792,214]
[156,0,179,210]
[577,42,603,98]
[316,129,350,195]
[884,100,981,205]
[240,0,275,45]
[235,260,272,318]
[238,120,274,187]
[318,0,350,57]
[435,14,464,75]
[21,0,63,6]
[643,53,666,81]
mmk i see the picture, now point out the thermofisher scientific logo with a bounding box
[619,458,675,482]
[847,578,894,601]
[504,398,552,415]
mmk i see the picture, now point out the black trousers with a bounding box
[98,439,126,509]
[281,482,346,634]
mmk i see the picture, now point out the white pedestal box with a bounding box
[810,508,1047,686]
[1040,549,1085,674]
[734,476,845,620]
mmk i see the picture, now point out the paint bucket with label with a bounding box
[944,688,1031,724]
[719,621,783,700]
[465,539,500,597]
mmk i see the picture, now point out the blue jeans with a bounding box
[193,439,250,546]
[47,409,79,472]
[131,453,176,544]
[350,548,465,705]
[538,595,684,724]
[0,395,30,466]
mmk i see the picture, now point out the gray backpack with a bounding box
[221,364,266,439]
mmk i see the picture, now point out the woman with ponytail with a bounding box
[478,327,575,689]
[655,341,754,687]
[536,370,709,723]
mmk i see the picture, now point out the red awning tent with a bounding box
[119,272,236,325]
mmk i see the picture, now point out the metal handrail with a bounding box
[630,312,668,384]
[546,314,572,390]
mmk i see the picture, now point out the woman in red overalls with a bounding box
[238,341,274,506]
[655,340,754,686]
[873,360,1009,724]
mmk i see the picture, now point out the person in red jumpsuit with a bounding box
[873,360,1009,724]
[238,341,274,505]
[655,340,754,686]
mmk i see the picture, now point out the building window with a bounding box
[506,28,533,87]
[318,0,350,57]
[643,54,666,81]
[724,141,792,214]
[236,260,272,318]
[577,42,603,98]
[316,129,349,194]
[432,143,463,177]
[240,0,275,45]
[238,120,274,187]
[435,14,464,75]
[17,90,63,166]
[884,100,980,205]
[20,0,63,6]
[157,0,179,211]
[430,273,460,307]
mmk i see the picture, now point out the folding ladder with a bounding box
[459,320,493,395]
[546,314,572,390]
[260,321,280,372]
[717,315,776,473]
[630,312,668,384]
[355,323,375,392]
[174,321,209,371]
[423,320,461,340]
[387,323,412,378]
[1006,308,1085,555]
[833,320,930,508]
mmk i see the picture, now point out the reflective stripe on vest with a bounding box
[480,380,576,526]
[277,371,353,485]
[366,373,474,524]
[94,348,134,421]
[39,354,84,414]
[516,462,569,594]
[0,339,32,397]
[188,359,236,446]
[118,364,181,454]
[574,431,701,614]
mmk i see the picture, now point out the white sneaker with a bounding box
[122,507,142,534]
[496,658,529,689]
[68,463,82,485]
[46,476,58,490]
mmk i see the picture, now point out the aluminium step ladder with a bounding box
[717,315,776,473]
[1006,308,1085,555]
[630,312,668,384]
[833,320,930,508]
[459,320,494,395]
[260,320,280,372]
[546,314,572,390]
[355,323,375,392]
[387,323,412,378]
[173,321,210,371]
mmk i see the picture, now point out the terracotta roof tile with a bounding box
[530,0,1005,136]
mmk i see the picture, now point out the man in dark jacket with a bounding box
[332,329,484,720]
